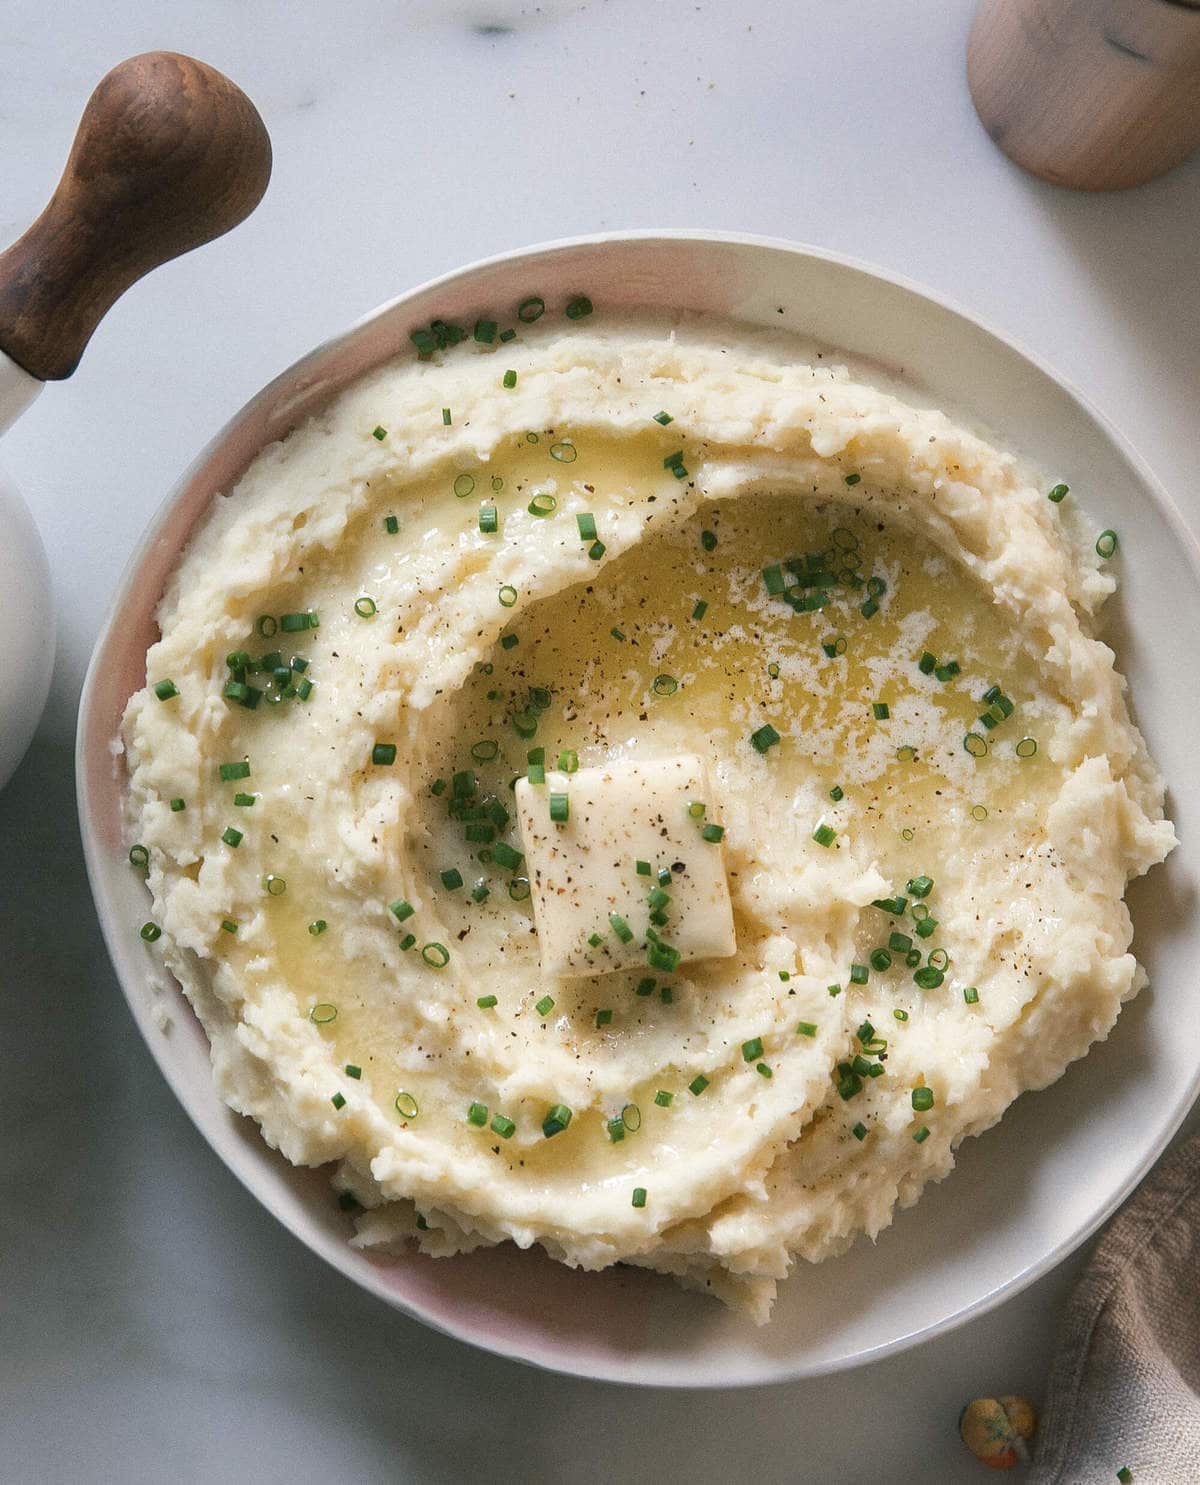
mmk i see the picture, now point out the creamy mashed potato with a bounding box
[122,310,1175,1320]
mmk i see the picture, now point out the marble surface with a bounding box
[2,1,1198,1480]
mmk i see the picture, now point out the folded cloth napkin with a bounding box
[1030,1133,1200,1484]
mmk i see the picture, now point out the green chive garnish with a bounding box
[221,827,243,848]
[421,942,450,968]
[963,986,980,1004]
[1048,483,1069,503]
[467,1101,489,1127]
[502,369,517,389]
[440,868,463,891]
[750,723,781,754]
[528,492,557,517]
[395,1091,419,1118]
[652,674,678,697]
[1016,736,1038,758]
[701,530,717,551]
[498,585,518,608]
[688,1075,709,1096]
[310,1003,337,1024]
[139,921,161,942]
[844,472,861,486]
[517,296,545,322]
[372,425,387,441]
[872,702,889,720]
[1096,528,1118,557]
[479,504,498,534]
[491,1113,516,1139]
[913,1125,930,1143]
[542,1103,572,1137]
[964,732,988,757]
[609,913,633,943]
[741,1037,764,1062]
[700,823,724,843]
[384,514,399,534]
[576,512,597,542]
[129,844,149,869]
[812,823,837,847]
[153,679,179,702]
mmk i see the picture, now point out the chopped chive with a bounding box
[557,749,578,772]
[421,942,450,968]
[653,410,673,425]
[631,1186,647,1208]
[691,599,708,621]
[870,948,892,972]
[688,1074,709,1096]
[384,515,399,534]
[140,921,162,943]
[372,743,397,766]
[576,512,598,542]
[128,843,149,870]
[233,792,255,807]
[331,1092,346,1110]
[1048,483,1069,503]
[610,626,626,642]
[701,530,717,551]
[308,919,328,935]
[479,504,498,534]
[279,612,315,633]
[964,732,989,757]
[911,1086,934,1112]
[934,661,961,681]
[812,823,837,847]
[394,1091,419,1119]
[652,674,678,697]
[907,875,933,898]
[440,868,463,891]
[872,702,890,721]
[913,1125,930,1144]
[498,585,518,608]
[542,1103,572,1137]
[474,319,497,343]
[263,873,286,897]
[502,369,517,389]
[169,798,186,812]
[528,492,557,517]
[609,913,633,943]
[741,1037,764,1062]
[822,635,848,658]
[1096,528,1118,558]
[914,966,944,989]
[548,790,569,825]
[517,295,545,322]
[153,679,179,702]
[493,841,524,869]
[963,986,980,1005]
[1016,736,1038,758]
[343,1064,362,1081]
[372,425,387,441]
[700,823,725,843]
[221,827,243,848]
[391,899,415,922]
[467,1101,489,1127]
[549,441,577,464]
[399,934,416,950]
[595,1008,612,1027]
[491,1113,516,1138]
[828,984,843,997]
[850,964,869,985]
[894,1008,909,1022]
[535,994,555,1017]
[860,599,879,620]
[889,932,912,953]
[565,294,593,319]
[470,739,499,763]
[750,723,781,754]
[218,760,251,782]
[310,1002,337,1024]
[588,540,605,560]
[442,408,452,426]
[499,328,516,342]
[829,785,844,801]
[500,632,519,650]
[844,472,861,486]
[470,880,490,902]
[354,596,378,618]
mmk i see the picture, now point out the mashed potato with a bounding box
[121,310,1174,1320]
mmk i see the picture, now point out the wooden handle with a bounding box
[968,0,1200,192]
[0,51,271,381]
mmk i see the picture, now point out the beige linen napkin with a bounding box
[1030,1133,1200,1484]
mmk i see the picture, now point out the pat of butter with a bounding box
[514,754,737,978]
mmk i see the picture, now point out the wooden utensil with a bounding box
[968,0,1200,191]
[0,50,271,385]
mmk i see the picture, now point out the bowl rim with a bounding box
[76,227,1200,1388]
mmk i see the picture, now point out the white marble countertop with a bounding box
[2,1,1198,1479]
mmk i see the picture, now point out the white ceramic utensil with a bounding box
[0,50,271,789]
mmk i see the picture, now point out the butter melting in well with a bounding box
[514,754,737,978]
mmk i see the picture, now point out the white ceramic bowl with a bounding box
[77,232,1200,1387]
[0,464,55,791]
